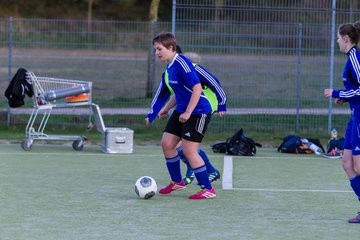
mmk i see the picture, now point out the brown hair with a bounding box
[152,32,176,52]
[338,21,360,44]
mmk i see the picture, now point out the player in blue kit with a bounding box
[324,21,360,223]
[150,32,216,199]
[146,46,226,185]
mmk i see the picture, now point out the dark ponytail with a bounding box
[354,21,360,37]
[339,21,360,45]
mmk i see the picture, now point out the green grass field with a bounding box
[0,143,359,240]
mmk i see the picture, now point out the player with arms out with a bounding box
[150,32,215,199]
[324,21,360,223]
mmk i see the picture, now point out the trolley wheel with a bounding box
[72,140,84,151]
[21,139,33,151]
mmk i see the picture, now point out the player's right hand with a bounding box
[158,109,168,119]
[335,98,344,105]
[145,118,151,126]
[217,111,226,117]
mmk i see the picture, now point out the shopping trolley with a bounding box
[21,71,92,151]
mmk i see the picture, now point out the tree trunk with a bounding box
[87,0,94,31]
[350,0,358,23]
[146,0,161,99]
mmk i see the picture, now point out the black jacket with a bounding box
[5,68,34,108]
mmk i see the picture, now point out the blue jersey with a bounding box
[332,47,360,117]
[147,54,225,122]
[167,54,212,114]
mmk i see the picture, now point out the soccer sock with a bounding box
[198,148,216,173]
[177,146,192,170]
[178,147,216,176]
[194,165,212,190]
[165,155,182,183]
[350,175,360,201]
[177,147,194,179]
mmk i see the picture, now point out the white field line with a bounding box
[2,149,351,193]
[0,151,324,160]
[232,188,352,193]
[222,156,233,190]
[220,154,350,193]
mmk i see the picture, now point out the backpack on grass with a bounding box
[327,138,344,153]
[211,141,227,154]
[277,135,324,154]
[212,128,262,156]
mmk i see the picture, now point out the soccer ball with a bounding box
[135,176,157,199]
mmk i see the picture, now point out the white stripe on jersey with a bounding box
[184,85,193,93]
[339,89,360,98]
[149,81,164,114]
[176,56,192,73]
[195,65,227,105]
[349,48,360,84]
[183,85,208,100]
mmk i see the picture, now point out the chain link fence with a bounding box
[172,0,359,135]
[1,1,360,138]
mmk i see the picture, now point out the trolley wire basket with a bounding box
[21,71,93,151]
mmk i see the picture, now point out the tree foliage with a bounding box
[0,0,172,21]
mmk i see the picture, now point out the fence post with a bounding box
[328,0,337,133]
[296,23,302,131]
[171,0,176,35]
[6,16,13,126]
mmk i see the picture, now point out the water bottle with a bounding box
[308,142,323,155]
[331,129,337,139]
[301,138,323,155]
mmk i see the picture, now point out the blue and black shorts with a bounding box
[344,116,360,155]
[164,110,211,143]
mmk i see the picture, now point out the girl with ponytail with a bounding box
[325,21,360,223]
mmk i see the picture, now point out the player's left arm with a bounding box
[195,65,227,112]
[165,95,177,109]
[158,95,177,119]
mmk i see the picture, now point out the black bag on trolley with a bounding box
[4,68,34,108]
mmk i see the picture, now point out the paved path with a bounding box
[1,107,350,115]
